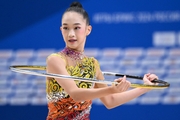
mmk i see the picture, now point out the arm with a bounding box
[47,55,122,102]
[95,69,157,109]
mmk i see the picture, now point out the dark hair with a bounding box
[62,1,90,25]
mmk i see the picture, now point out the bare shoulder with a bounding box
[46,53,66,72]
[47,53,65,62]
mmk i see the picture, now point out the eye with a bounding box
[75,27,81,30]
[63,27,68,30]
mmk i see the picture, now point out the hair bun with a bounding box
[70,2,83,8]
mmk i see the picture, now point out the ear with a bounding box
[86,25,92,36]
[60,26,62,31]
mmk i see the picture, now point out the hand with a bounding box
[143,73,159,85]
[112,76,131,93]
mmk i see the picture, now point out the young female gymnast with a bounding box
[46,1,158,120]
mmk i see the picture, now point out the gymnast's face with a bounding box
[60,11,91,51]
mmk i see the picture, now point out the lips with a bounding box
[68,39,77,42]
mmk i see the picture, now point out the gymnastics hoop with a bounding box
[9,65,170,89]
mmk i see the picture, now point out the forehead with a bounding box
[62,12,86,24]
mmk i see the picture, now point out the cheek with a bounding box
[61,31,67,37]
[78,29,86,35]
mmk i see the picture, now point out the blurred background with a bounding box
[0,0,180,120]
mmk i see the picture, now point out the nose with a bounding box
[68,29,75,38]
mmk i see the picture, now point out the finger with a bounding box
[120,76,126,82]
[116,80,131,92]
[144,74,149,80]
[114,78,123,82]
[124,82,130,91]
[123,82,130,91]
[143,74,150,84]
[120,76,126,84]
[127,81,131,86]
[116,79,125,87]
[123,75,126,80]
[145,73,151,77]
[148,74,159,81]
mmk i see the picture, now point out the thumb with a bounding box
[123,75,126,80]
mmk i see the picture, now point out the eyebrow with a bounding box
[62,23,81,25]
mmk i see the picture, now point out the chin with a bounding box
[67,45,77,49]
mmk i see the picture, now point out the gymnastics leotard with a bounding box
[46,53,99,120]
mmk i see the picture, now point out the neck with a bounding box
[67,47,84,52]
[61,47,85,60]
